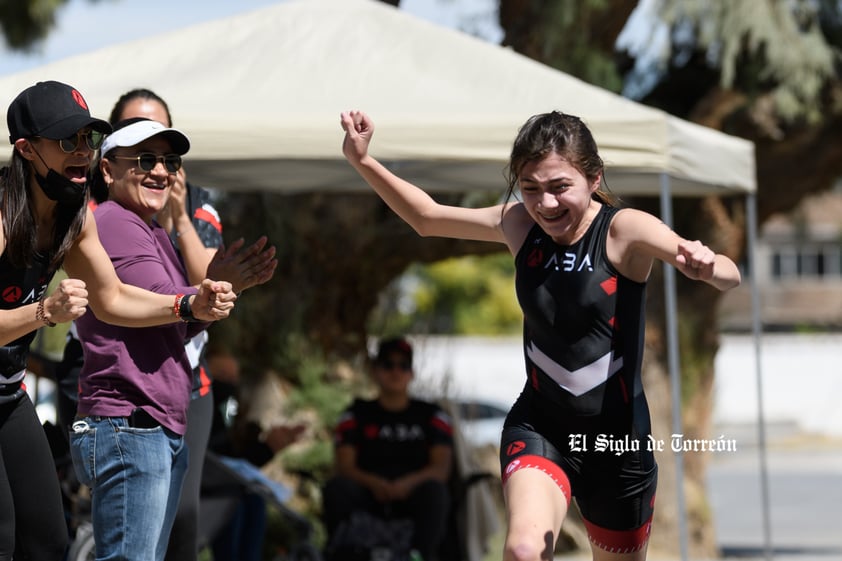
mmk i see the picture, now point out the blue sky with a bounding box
[0,0,502,76]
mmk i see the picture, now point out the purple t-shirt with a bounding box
[75,201,206,435]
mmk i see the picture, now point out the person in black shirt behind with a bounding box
[323,337,453,561]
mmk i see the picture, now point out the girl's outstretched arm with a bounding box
[609,208,741,290]
[340,110,511,244]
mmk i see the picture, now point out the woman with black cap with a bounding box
[0,81,236,560]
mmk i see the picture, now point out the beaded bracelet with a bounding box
[173,293,198,322]
[36,298,56,327]
[173,294,185,320]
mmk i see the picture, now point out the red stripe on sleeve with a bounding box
[194,207,222,233]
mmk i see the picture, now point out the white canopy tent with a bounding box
[0,0,769,559]
[0,0,754,197]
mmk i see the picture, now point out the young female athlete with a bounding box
[339,109,740,561]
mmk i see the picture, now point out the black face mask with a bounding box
[34,168,86,206]
[30,145,86,206]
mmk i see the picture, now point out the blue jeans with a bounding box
[69,416,188,561]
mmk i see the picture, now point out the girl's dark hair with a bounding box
[1,149,89,274]
[109,88,172,126]
[502,111,618,207]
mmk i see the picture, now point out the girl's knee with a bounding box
[504,528,555,561]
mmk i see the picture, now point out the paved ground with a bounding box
[702,424,842,561]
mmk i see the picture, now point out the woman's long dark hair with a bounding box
[1,148,89,274]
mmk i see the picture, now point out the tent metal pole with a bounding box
[747,193,773,560]
[659,174,689,561]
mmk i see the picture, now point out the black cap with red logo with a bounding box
[7,80,111,144]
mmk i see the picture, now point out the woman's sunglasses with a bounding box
[57,130,105,153]
[108,153,183,174]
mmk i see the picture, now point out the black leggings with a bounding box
[0,392,68,561]
[499,385,658,551]
[165,390,214,561]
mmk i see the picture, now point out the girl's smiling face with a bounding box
[518,152,601,245]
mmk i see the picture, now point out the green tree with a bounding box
[374,254,521,335]
[0,0,108,51]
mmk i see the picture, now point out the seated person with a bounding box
[322,337,453,561]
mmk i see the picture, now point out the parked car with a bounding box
[452,399,510,449]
